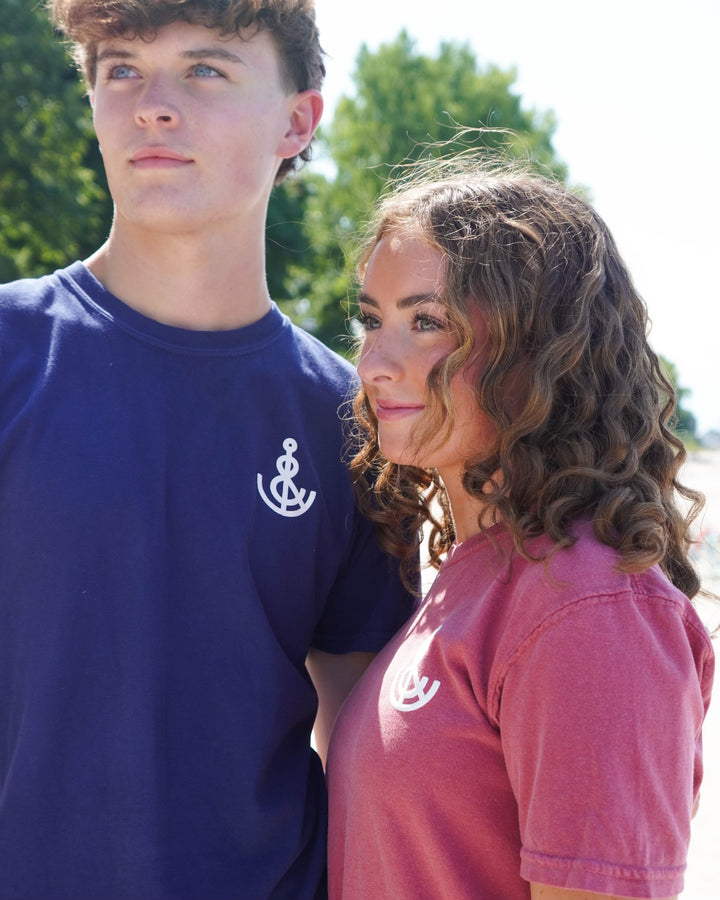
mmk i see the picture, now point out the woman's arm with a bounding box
[530,885,676,900]
[306,648,376,767]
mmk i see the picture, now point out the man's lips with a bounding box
[130,147,193,168]
[374,400,425,422]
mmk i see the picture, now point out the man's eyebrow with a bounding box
[357,292,443,309]
[96,48,135,64]
[96,47,247,65]
[182,48,247,64]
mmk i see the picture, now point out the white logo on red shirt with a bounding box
[257,438,316,518]
[389,630,441,712]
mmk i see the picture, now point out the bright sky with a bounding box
[313,0,720,435]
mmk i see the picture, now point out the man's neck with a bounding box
[85,225,272,331]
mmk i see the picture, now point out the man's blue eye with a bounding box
[110,65,136,79]
[192,64,220,77]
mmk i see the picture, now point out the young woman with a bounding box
[327,167,715,900]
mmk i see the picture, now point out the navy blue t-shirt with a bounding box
[0,263,412,899]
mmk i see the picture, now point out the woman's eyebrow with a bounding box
[357,292,443,309]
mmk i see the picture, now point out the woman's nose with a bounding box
[357,334,405,384]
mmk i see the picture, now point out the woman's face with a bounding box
[356,229,497,486]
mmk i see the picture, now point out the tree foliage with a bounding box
[280,31,568,351]
[265,172,329,329]
[0,0,111,282]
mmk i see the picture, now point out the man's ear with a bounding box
[278,89,323,159]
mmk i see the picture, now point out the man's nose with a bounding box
[135,73,181,127]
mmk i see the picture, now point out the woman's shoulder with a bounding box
[495,520,712,671]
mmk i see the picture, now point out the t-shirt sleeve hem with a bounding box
[521,849,685,899]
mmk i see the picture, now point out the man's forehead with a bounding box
[95,21,268,55]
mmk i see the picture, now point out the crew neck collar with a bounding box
[59,261,287,355]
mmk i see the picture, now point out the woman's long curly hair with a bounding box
[350,164,704,598]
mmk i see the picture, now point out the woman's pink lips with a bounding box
[375,401,425,422]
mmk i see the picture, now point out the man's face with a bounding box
[90,21,317,236]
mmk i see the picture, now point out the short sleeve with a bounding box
[499,590,714,899]
[311,505,414,654]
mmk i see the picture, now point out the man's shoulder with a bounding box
[289,320,354,368]
[284,319,358,390]
[0,264,79,313]
[0,270,53,301]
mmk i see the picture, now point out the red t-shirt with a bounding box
[327,522,715,900]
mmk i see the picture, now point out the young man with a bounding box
[0,3,411,898]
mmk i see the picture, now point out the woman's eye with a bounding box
[355,311,381,331]
[414,314,446,332]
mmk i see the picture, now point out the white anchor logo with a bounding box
[257,438,317,518]
[389,630,441,712]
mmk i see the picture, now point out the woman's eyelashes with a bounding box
[354,310,381,331]
[410,311,449,332]
[354,307,450,333]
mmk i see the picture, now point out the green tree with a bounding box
[0,0,110,282]
[285,31,567,351]
[266,173,331,328]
